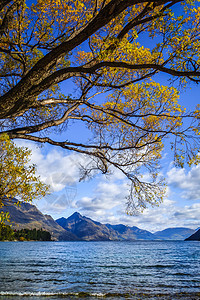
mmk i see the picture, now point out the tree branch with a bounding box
[0,0,180,119]
[3,103,81,135]
[0,0,13,12]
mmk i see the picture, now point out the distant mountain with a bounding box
[56,212,156,241]
[185,229,200,241]
[1,199,78,241]
[105,224,155,240]
[56,212,118,241]
[154,227,195,240]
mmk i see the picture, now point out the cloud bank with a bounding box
[167,165,200,200]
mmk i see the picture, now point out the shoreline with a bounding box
[1,291,200,299]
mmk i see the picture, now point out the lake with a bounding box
[0,241,199,299]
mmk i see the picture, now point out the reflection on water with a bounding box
[0,241,199,299]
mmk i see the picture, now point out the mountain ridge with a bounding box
[1,200,198,241]
[154,227,196,241]
[56,213,197,241]
[1,199,78,241]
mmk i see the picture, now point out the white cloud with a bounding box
[173,203,200,221]
[112,198,178,230]
[167,165,200,200]
[14,140,85,213]
[14,140,84,191]
[76,176,128,205]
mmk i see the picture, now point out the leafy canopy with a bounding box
[0,0,199,212]
[0,134,49,223]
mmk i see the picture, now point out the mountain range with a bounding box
[153,227,195,240]
[1,200,199,241]
[56,212,156,241]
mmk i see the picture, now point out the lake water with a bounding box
[0,241,199,299]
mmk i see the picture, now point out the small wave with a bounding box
[0,291,143,298]
[0,291,130,299]
[174,272,191,276]
[0,292,94,298]
[146,264,174,269]
[0,291,108,298]
[1,291,200,299]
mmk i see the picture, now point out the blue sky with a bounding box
[15,79,200,233]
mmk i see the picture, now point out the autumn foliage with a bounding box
[0,0,199,212]
[0,134,49,222]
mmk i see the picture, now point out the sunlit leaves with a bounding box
[0,134,49,222]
